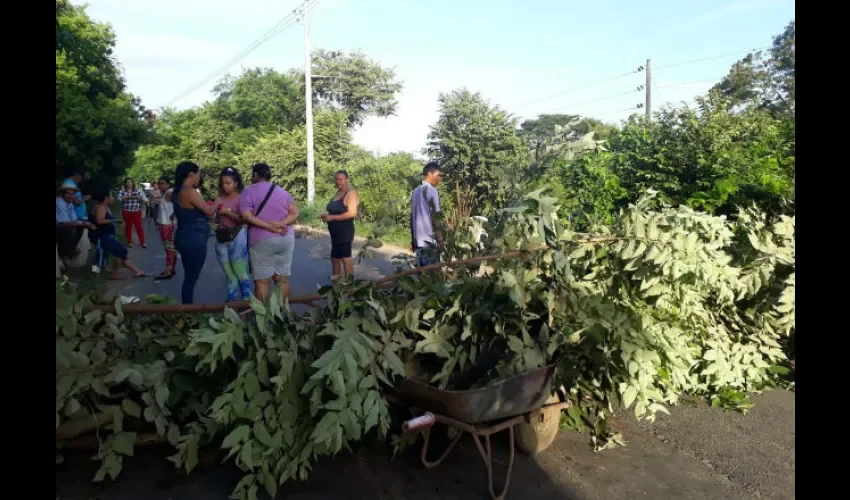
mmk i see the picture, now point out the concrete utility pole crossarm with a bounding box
[303,0,315,204]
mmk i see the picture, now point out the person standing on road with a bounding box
[62,168,90,221]
[173,162,216,304]
[119,178,148,248]
[214,167,251,302]
[152,175,177,281]
[410,162,443,267]
[239,163,299,301]
[320,170,358,280]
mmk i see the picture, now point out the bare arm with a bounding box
[277,200,300,226]
[182,189,216,217]
[242,210,285,233]
[325,191,358,222]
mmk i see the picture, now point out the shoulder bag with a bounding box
[217,184,276,243]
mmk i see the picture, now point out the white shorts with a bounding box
[249,234,295,281]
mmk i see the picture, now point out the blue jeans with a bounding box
[175,232,207,304]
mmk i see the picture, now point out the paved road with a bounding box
[56,390,794,500]
[104,220,406,307]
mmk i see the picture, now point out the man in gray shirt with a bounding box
[410,162,443,267]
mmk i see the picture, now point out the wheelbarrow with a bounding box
[385,365,571,500]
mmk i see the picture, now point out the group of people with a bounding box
[56,159,444,305]
[55,170,146,279]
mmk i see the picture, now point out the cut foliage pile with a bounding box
[56,191,794,500]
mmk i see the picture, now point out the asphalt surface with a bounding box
[64,220,795,499]
[102,219,406,308]
[56,390,795,500]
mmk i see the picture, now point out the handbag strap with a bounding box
[254,183,277,218]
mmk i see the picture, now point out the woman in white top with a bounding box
[152,175,177,280]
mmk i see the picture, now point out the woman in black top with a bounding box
[320,170,359,279]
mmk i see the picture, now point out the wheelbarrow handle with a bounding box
[402,412,436,433]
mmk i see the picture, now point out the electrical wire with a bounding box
[654,47,767,71]
[595,106,641,118]
[537,88,643,115]
[506,67,644,110]
[161,0,321,108]
[656,78,722,89]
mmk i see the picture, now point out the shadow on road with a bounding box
[56,433,580,500]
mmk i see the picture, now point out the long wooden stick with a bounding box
[60,432,161,449]
[56,412,113,440]
[84,238,620,315]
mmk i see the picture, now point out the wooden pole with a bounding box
[85,237,621,315]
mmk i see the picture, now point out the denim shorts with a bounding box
[415,247,440,267]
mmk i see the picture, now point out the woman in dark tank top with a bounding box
[320,170,359,280]
[172,161,216,304]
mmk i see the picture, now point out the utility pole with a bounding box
[645,58,652,121]
[302,0,315,204]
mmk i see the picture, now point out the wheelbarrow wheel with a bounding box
[515,395,561,455]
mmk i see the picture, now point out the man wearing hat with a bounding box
[56,181,95,259]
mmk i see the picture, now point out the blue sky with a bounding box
[82,0,795,156]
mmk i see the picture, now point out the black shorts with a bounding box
[330,241,352,259]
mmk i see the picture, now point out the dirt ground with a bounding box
[55,389,794,500]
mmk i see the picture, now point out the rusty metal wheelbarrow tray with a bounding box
[388,365,565,500]
[393,365,556,424]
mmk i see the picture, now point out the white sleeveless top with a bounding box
[156,189,175,225]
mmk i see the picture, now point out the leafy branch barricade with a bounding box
[57,190,794,500]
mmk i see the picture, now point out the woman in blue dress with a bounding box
[90,190,146,279]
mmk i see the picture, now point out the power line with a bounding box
[654,47,767,71]
[161,0,320,109]
[596,106,641,118]
[530,74,727,119]
[537,87,644,115]
[508,47,759,114]
[656,78,720,89]
[506,66,644,111]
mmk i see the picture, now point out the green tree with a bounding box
[536,152,627,230]
[307,49,403,127]
[56,0,148,185]
[239,111,351,200]
[424,89,528,217]
[711,20,795,116]
[345,152,423,225]
[210,68,305,133]
[520,114,614,149]
[607,93,795,215]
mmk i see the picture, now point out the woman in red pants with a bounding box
[118,178,148,248]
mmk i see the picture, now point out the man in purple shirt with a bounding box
[410,162,443,267]
[239,163,300,300]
